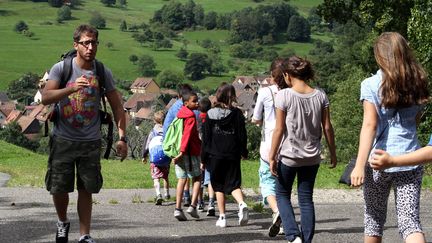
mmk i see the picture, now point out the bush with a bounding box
[14,20,28,33]
[156,69,184,89]
[57,5,72,22]
[0,122,39,152]
[89,12,106,29]
[246,123,261,160]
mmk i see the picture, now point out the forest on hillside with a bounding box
[1,0,432,166]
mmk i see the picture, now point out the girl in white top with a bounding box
[252,58,289,237]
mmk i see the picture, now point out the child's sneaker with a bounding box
[155,194,163,205]
[55,221,70,243]
[279,226,285,235]
[78,235,96,243]
[216,216,227,228]
[238,203,249,226]
[174,209,187,221]
[288,236,302,243]
[268,211,282,237]
[164,194,171,200]
[186,206,200,219]
[207,205,216,216]
[183,196,191,207]
[197,202,204,212]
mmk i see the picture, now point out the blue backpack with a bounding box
[148,129,171,166]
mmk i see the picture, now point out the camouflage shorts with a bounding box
[45,136,103,194]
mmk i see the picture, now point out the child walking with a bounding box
[201,83,249,228]
[351,32,428,243]
[172,91,202,221]
[268,56,337,243]
[142,110,171,205]
[197,97,216,216]
[252,58,288,237]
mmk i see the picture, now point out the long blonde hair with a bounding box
[374,32,429,108]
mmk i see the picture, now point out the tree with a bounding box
[57,5,72,23]
[156,69,184,89]
[129,54,138,64]
[14,21,28,33]
[184,53,210,80]
[330,67,365,163]
[137,55,156,76]
[287,15,311,42]
[119,20,127,31]
[176,48,189,60]
[48,0,63,7]
[158,39,173,49]
[101,0,116,7]
[193,4,205,26]
[216,13,232,29]
[0,122,39,151]
[308,7,323,31]
[7,73,39,105]
[89,12,106,29]
[132,32,149,46]
[106,42,114,49]
[317,0,414,36]
[183,0,196,28]
[118,0,127,8]
[161,1,185,30]
[204,11,217,30]
[207,53,227,76]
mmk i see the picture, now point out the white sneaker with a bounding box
[268,211,281,237]
[238,203,249,226]
[216,216,227,228]
[186,206,200,219]
[288,236,302,243]
[174,209,187,221]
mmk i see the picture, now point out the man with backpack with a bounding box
[42,24,127,243]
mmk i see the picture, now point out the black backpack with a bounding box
[45,49,113,159]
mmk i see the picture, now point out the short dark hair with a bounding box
[177,83,194,99]
[73,24,98,42]
[182,91,197,104]
[199,97,212,113]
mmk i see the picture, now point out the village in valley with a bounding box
[0,72,272,140]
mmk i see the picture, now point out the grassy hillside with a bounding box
[0,0,323,91]
[2,139,432,189]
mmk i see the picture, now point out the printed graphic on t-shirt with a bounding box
[61,76,99,127]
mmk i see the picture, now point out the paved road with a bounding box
[1,187,432,243]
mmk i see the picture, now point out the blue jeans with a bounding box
[276,162,319,243]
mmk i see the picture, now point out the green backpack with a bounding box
[163,118,183,158]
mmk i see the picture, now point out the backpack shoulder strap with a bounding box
[95,60,108,112]
[60,56,73,89]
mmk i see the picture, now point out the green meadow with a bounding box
[2,140,432,189]
[0,0,323,91]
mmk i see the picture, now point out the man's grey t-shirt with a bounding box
[275,88,329,167]
[47,58,115,141]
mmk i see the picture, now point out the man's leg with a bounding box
[77,189,92,236]
[53,193,69,221]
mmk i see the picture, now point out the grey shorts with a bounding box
[45,136,103,194]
